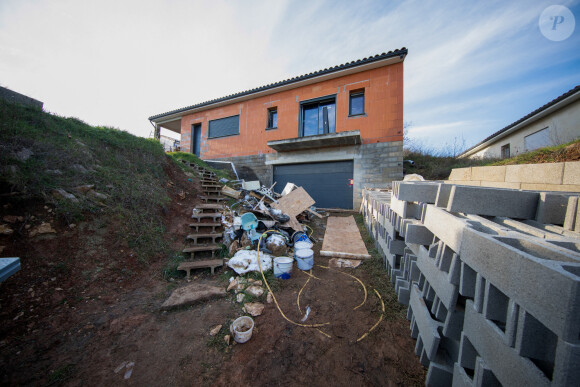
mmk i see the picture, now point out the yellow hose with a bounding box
[316,264,367,310]
[257,230,329,328]
[356,288,385,342]
[297,276,311,314]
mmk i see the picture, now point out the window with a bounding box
[524,127,550,151]
[349,90,365,116]
[501,144,510,159]
[208,115,239,139]
[300,96,336,137]
[267,108,277,129]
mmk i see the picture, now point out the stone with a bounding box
[227,278,238,292]
[229,240,241,256]
[224,334,231,345]
[71,164,90,174]
[563,161,580,185]
[0,224,14,235]
[266,292,273,303]
[243,302,265,316]
[329,258,361,268]
[88,190,108,200]
[247,279,263,286]
[245,285,264,297]
[236,293,245,303]
[15,148,33,161]
[29,222,56,237]
[160,283,225,310]
[505,163,564,185]
[209,324,222,336]
[45,169,63,175]
[51,189,79,203]
[73,184,95,194]
[3,215,23,224]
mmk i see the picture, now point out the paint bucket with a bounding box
[230,316,255,343]
[294,240,313,250]
[273,257,293,279]
[292,231,310,244]
[295,248,314,270]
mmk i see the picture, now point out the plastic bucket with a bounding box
[230,316,255,343]
[295,248,314,270]
[273,257,293,279]
[294,240,313,250]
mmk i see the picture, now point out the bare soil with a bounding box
[0,162,425,386]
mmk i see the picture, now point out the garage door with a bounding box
[273,161,353,209]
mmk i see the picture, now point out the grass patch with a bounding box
[162,252,186,280]
[490,138,580,165]
[353,214,407,320]
[168,152,234,181]
[0,99,171,262]
[47,364,75,386]
[403,150,500,180]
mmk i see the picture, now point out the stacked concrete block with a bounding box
[361,181,580,386]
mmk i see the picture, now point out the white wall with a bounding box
[469,100,580,159]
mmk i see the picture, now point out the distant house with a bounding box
[149,48,407,209]
[159,135,180,152]
[459,85,580,159]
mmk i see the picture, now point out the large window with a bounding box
[524,127,550,151]
[349,90,365,116]
[300,96,336,137]
[267,108,277,129]
[208,115,239,139]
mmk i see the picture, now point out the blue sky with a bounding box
[1,0,579,152]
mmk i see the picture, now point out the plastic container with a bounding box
[273,257,293,279]
[230,316,255,343]
[292,231,310,244]
[294,240,313,250]
[295,248,314,270]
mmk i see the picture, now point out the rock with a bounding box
[0,224,14,235]
[209,324,222,336]
[15,148,33,161]
[245,285,264,297]
[243,302,265,317]
[227,278,238,292]
[236,293,245,303]
[71,164,89,174]
[161,283,225,310]
[45,169,63,175]
[224,334,231,345]
[51,189,79,203]
[228,240,241,256]
[29,222,56,237]
[69,224,76,228]
[329,258,362,269]
[88,190,108,200]
[73,185,95,194]
[3,215,23,224]
[266,292,273,304]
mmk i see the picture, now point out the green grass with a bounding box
[403,150,500,180]
[0,99,171,262]
[168,151,234,181]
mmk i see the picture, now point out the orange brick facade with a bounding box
[179,62,404,159]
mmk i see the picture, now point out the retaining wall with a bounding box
[361,182,580,386]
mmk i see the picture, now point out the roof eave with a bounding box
[149,51,406,123]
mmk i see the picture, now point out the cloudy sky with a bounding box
[1,0,579,152]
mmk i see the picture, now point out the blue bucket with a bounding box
[273,257,293,279]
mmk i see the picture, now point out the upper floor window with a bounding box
[349,89,365,116]
[267,108,277,129]
[208,115,239,139]
[300,96,336,137]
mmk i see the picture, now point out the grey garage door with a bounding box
[273,160,353,209]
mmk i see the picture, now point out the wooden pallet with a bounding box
[178,259,224,279]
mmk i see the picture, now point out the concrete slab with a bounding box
[405,221,435,245]
[505,163,564,185]
[409,284,443,360]
[471,166,506,182]
[535,192,571,226]
[161,283,226,310]
[416,245,459,310]
[563,161,580,185]
[447,185,539,219]
[448,168,471,181]
[394,181,439,203]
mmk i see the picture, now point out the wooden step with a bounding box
[178,259,224,278]
[186,233,223,244]
[195,203,224,211]
[189,222,222,232]
[192,214,221,222]
[202,183,222,188]
[182,244,222,259]
[201,196,226,203]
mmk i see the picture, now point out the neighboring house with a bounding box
[159,135,180,152]
[459,85,580,159]
[149,48,407,209]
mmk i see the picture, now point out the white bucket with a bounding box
[295,248,314,270]
[230,316,255,343]
[273,257,293,279]
[294,240,313,250]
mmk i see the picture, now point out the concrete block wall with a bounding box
[361,182,580,386]
[448,162,580,193]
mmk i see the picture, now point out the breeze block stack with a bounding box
[361,182,580,387]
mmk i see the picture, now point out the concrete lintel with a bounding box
[267,130,361,152]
